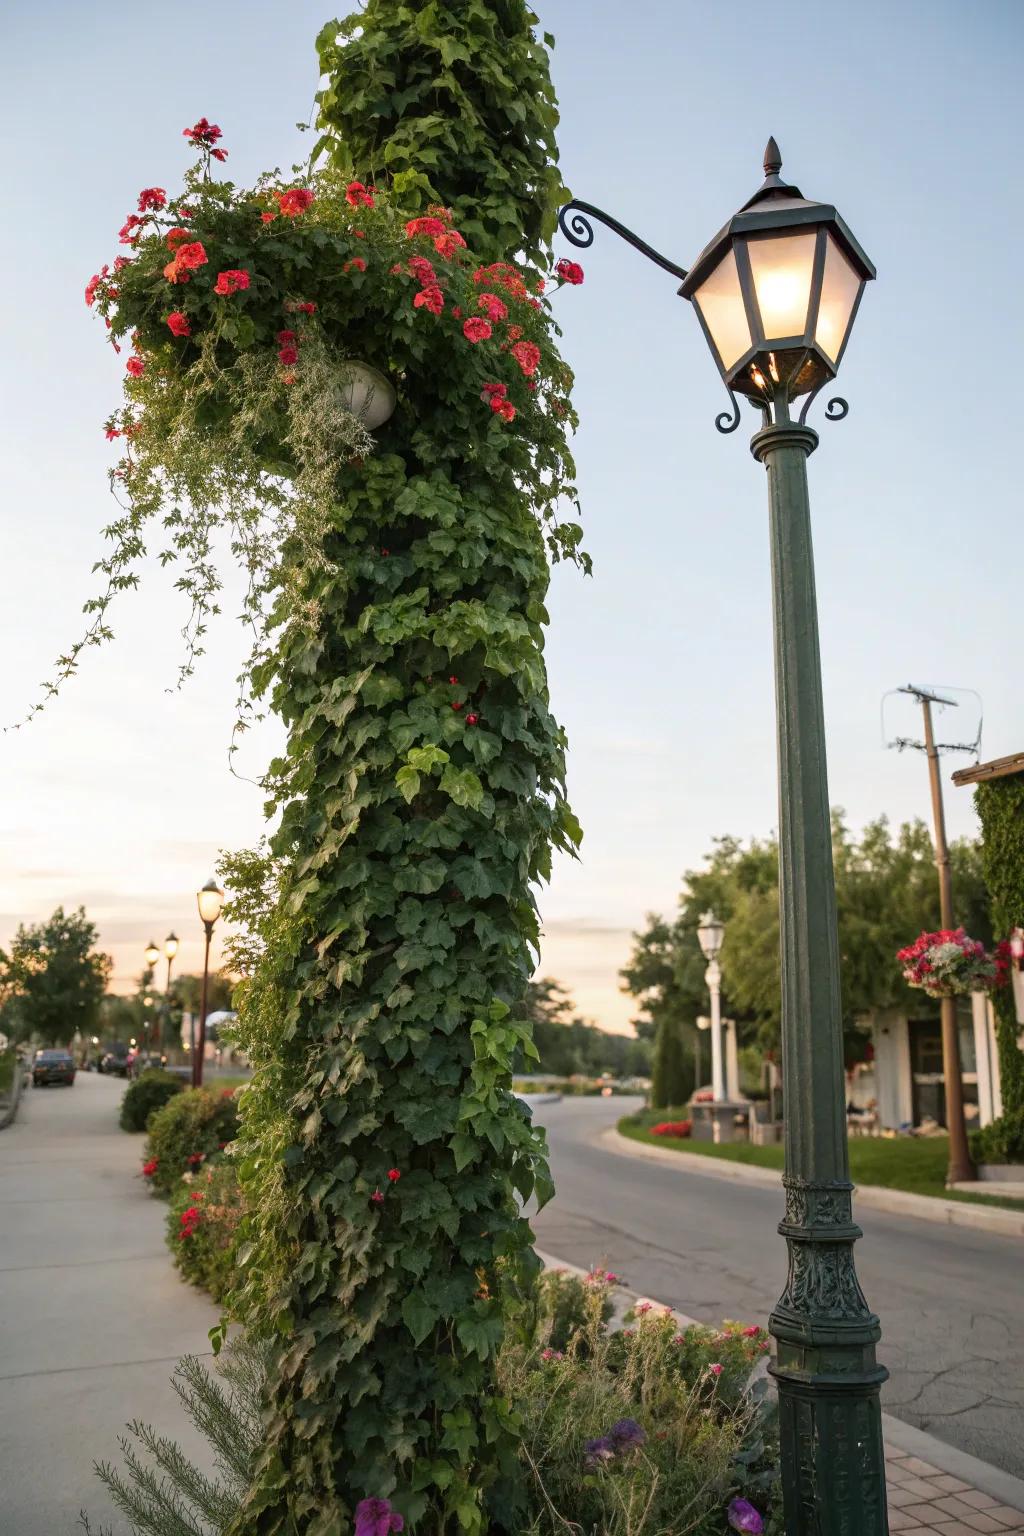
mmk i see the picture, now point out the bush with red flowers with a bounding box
[143,1083,240,1195]
[167,1158,245,1302]
[650,1120,692,1139]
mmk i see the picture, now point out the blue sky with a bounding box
[1,0,1021,1028]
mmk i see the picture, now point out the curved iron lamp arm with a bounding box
[557,200,688,282]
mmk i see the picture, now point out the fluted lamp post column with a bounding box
[194,879,224,1088]
[557,139,886,1534]
[696,911,726,1102]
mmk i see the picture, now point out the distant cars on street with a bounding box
[99,1050,131,1077]
[32,1050,76,1087]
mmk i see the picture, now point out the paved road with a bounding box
[0,1072,218,1536]
[531,1096,1024,1477]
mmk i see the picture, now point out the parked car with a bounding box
[100,1050,131,1077]
[32,1050,76,1087]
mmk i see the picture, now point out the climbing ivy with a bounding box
[72,4,585,1531]
[974,776,1024,1117]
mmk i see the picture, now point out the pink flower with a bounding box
[741,1325,760,1338]
[354,1498,404,1536]
[462,317,492,344]
[708,1362,723,1377]
[214,269,250,296]
[370,1189,384,1205]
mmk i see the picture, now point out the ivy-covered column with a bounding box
[973,773,1024,1118]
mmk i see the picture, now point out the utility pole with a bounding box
[895,685,975,1185]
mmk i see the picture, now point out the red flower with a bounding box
[507,325,523,341]
[511,340,541,377]
[407,256,437,287]
[174,241,208,274]
[187,1151,204,1167]
[462,317,492,344]
[183,117,222,147]
[481,382,507,401]
[114,256,132,272]
[277,188,315,218]
[278,345,299,365]
[297,302,316,315]
[126,356,145,377]
[142,1157,158,1177]
[346,181,375,207]
[344,258,367,273]
[166,311,191,338]
[84,266,109,307]
[465,713,479,726]
[105,427,120,441]
[387,1168,401,1183]
[477,294,508,322]
[498,400,516,422]
[555,258,585,285]
[260,211,276,224]
[118,214,145,245]
[452,701,464,711]
[165,228,191,251]
[434,229,467,259]
[413,285,444,315]
[405,215,446,239]
[137,187,167,212]
[277,329,297,343]
[370,1189,385,1205]
[214,268,250,296]
[211,148,228,162]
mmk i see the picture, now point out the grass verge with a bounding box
[617,1111,1024,1213]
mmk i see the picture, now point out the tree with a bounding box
[171,971,235,1017]
[0,907,110,1046]
[622,816,992,1058]
[650,1014,692,1109]
[512,978,651,1079]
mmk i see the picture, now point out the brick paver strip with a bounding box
[958,1495,1002,1511]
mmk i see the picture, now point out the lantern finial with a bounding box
[763,137,782,179]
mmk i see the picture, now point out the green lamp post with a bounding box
[559,141,886,1534]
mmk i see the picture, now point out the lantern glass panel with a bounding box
[816,233,862,364]
[747,231,817,342]
[692,247,750,372]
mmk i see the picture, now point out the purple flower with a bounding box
[609,1418,646,1449]
[728,1497,765,1535]
[584,1436,616,1468]
[355,1497,404,1536]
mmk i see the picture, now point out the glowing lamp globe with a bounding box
[696,911,725,961]
[338,362,397,430]
[144,941,160,968]
[197,879,224,927]
[679,139,875,403]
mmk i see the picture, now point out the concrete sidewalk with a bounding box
[536,1250,1024,1534]
[0,1072,218,1536]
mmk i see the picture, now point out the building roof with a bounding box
[951,751,1024,787]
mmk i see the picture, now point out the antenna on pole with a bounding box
[881,683,983,758]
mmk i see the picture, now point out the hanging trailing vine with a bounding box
[69,3,591,1531]
[974,776,1024,1119]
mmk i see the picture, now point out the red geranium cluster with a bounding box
[277,188,315,219]
[137,187,167,212]
[166,311,191,338]
[511,339,541,377]
[555,257,585,286]
[462,317,492,344]
[213,268,250,296]
[183,117,228,161]
[277,328,300,366]
[163,241,208,285]
[141,1157,158,1178]
[186,1151,204,1168]
[85,265,109,307]
[481,381,515,422]
[178,1199,203,1241]
[346,181,375,208]
[651,1120,692,1139]
[896,927,1001,998]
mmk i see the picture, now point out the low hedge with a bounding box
[143,1085,241,1195]
[970,1106,1024,1166]
[119,1068,184,1132]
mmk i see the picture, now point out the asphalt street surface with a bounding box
[0,1072,218,1536]
[530,1095,1024,1477]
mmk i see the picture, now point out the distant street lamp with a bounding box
[144,940,160,970]
[194,879,224,1088]
[558,140,885,1532]
[696,912,726,1102]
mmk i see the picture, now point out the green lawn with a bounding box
[617,1112,1024,1213]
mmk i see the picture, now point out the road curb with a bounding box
[601,1127,1024,1239]
[535,1246,1024,1515]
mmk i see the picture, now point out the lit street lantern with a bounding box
[557,141,884,1535]
[193,879,224,1088]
